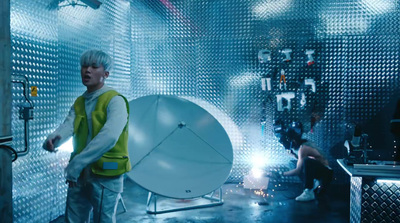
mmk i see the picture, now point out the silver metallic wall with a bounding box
[11,1,60,222]
[130,0,400,183]
[10,0,132,222]
[9,0,400,222]
[350,177,400,223]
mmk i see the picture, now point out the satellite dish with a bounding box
[126,95,233,199]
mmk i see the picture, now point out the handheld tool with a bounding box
[276,92,295,111]
[279,69,287,90]
[305,49,315,66]
[258,49,271,63]
[304,78,316,93]
[280,48,292,62]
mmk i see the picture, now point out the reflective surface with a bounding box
[8,0,400,222]
[127,95,233,199]
[51,180,351,223]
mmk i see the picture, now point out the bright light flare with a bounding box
[251,154,266,169]
[361,0,395,14]
[57,138,73,153]
[229,72,258,88]
[249,152,269,178]
[252,0,292,19]
[251,167,264,178]
[377,179,400,185]
[320,14,369,35]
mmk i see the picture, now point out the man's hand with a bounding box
[64,161,81,183]
[44,135,61,152]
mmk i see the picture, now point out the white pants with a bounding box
[65,178,120,223]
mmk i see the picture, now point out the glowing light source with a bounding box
[377,179,400,185]
[251,154,266,169]
[250,152,269,178]
[229,72,258,88]
[320,14,369,35]
[252,0,293,19]
[361,0,395,14]
[58,5,99,29]
[251,167,263,178]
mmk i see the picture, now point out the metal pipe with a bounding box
[20,120,30,156]
[11,75,33,107]
[11,75,33,156]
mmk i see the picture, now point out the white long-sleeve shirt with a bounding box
[44,85,128,192]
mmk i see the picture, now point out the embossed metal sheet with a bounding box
[11,1,60,222]
[9,0,400,222]
[350,177,362,223]
[361,179,400,223]
[10,0,132,222]
[131,0,400,183]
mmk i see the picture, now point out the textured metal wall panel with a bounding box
[130,0,400,184]
[10,0,132,222]
[9,0,400,221]
[10,1,60,222]
[350,177,362,223]
[350,177,400,223]
[57,0,132,114]
[361,179,400,223]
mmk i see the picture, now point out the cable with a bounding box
[0,144,18,162]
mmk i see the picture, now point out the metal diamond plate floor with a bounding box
[50,178,350,223]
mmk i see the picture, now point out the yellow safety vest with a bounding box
[72,90,131,176]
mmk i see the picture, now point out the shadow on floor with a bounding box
[51,178,350,223]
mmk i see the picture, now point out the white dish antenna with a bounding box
[126,95,233,199]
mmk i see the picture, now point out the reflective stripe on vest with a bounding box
[72,90,131,176]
